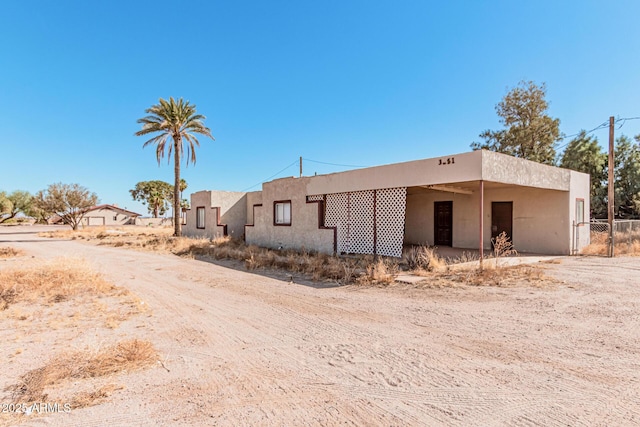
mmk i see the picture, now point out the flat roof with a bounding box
[298,150,585,195]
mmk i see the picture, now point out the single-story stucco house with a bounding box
[50,204,141,226]
[82,204,141,226]
[184,150,590,256]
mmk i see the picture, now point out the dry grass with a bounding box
[580,231,640,256]
[0,258,118,310]
[420,264,556,288]
[69,384,125,409]
[0,246,23,258]
[38,228,557,288]
[7,339,157,405]
[461,264,551,287]
[402,246,446,271]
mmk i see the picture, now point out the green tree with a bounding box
[135,97,214,236]
[472,81,561,165]
[34,183,99,230]
[614,135,640,218]
[130,180,173,218]
[178,178,189,224]
[0,190,35,223]
[559,131,607,218]
[0,191,12,219]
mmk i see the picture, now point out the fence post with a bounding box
[611,220,615,257]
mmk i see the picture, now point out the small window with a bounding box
[196,207,205,229]
[576,199,585,224]
[113,215,118,221]
[274,201,291,226]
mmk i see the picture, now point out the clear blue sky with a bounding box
[2,1,639,216]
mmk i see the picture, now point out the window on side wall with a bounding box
[196,207,205,229]
[576,199,585,224]
[274,201,291,226]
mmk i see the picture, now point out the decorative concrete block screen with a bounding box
[375,188,407,257]
[312,187,406,257]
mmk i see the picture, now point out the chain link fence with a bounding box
[573,221,610,256]
[613,220,640,254]
[573,220,640,256]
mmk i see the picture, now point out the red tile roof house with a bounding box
[184,150,591,256]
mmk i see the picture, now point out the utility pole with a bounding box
[608,116,615,257]
[299,156,303,177]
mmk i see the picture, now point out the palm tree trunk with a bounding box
[173,136,182,237]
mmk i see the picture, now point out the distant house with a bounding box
[82,204,141,226]
[184,150,591,256]
[50,204,141,226]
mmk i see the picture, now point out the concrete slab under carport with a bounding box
[395,246,565,284]
[404,245,563,266]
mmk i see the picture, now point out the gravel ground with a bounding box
[1,226,639,426]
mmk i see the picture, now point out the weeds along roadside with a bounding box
[0,255,158,421]
[36,227,557,287]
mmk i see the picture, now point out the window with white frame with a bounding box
[196,207,205,229]
[576,199,585,224]
[274,201,291,225]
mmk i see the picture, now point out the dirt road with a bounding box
[2,226,639,426]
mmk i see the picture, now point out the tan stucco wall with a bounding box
[245,191,263,225]
[569,170,591,252]
[184,190,247,239]
[481,150,570,191]
[483,186,569,254]
[405,184,575,254]
[405,190,477,247]
[245,177,334,254]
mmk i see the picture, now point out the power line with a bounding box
[241,160,298,192]
[557,121,609,151]
[558,116,640,151]
[304,158,369,168]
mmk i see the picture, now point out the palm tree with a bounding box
[135,97,214,236]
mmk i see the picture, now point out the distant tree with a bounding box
[135,97,214,236]
[0,191,12,219]
[614,135,640,218]
[179,178,188,201]
[178,178,189,223]
[559,131,608,218]
[0,190,35,223]
[130,180,173,218]
[472,81,561,165]
[34,183,98,230]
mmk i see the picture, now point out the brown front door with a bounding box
[434,201,453,246]
[491,202,513,243]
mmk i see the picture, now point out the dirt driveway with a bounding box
[1,226,639,426]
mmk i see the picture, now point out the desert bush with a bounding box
[403,245,446,271]
[491,231,517,267]
[357,258,398,285]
